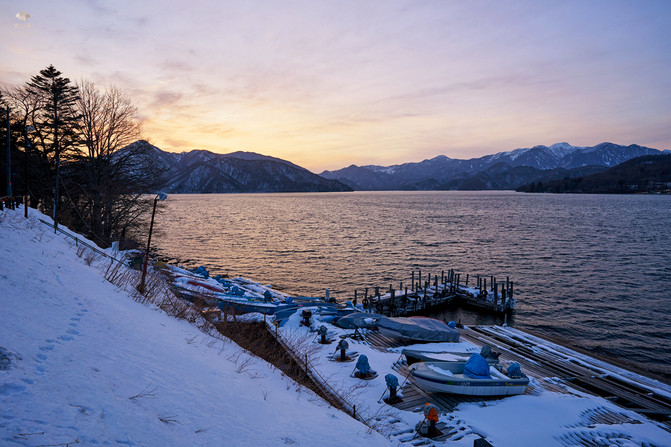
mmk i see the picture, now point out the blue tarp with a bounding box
[463,353,491,379]
[385,374,399,388]
[377,316,460,342]
[356,355,371,374]
[507,362,523,378]
[334,313,378,329]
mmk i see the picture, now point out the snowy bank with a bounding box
[0,208,392,446]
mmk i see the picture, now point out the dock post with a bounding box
[411,271,415,291]
[466,274,469,286]
[441,270,444,284]
[483,279,487,296]
[354,289,358,306]
[418,270,422,290]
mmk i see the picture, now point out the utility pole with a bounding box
[52,96,59,233]
[5,108,11,198]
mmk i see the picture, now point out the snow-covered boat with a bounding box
[410,359,529,396]
[376,316,460,342]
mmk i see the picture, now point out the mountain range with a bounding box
[121,141,667,193]
[320,142,666,191]
[120,141,352,193]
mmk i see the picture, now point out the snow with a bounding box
[271,309,671,446]
[0,208,392,446]
[2,206,670,447]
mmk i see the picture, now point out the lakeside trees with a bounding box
[1,65,162,246]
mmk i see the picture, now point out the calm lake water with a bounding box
[153,191,671,382]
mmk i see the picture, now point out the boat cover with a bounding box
[356,355,371,374]
[463,353,491,379]
[377,316,460,342]
[334,313,378,329]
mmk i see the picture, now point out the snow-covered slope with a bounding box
[0,209,391,446]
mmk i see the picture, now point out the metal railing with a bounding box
[263,317,373,428]
[38,218,126,266]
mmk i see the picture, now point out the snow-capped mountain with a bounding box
[320,142,663,190]
[120,141,352,193]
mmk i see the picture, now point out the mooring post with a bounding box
[441,270,444,284]
[466,274,469,286]
[418,270,422,290]
[354,289,358,306]
[483,278,487,296]
[411,271,415,291]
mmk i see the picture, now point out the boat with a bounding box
[402,348,499,366]
[410,359,529,396]
[376,316,460,342]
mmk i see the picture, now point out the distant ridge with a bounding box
[320,142,664,191]
[516,154,671,194]
[120,141,352,193]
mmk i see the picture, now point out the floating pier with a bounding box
[352,269,515,316]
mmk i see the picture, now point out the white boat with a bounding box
[410,360,529,396]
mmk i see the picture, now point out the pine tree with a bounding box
[25,65,80,229]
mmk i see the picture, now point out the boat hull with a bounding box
[410,361,528,396]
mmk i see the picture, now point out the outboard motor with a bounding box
[385,374,401,403]
[354,355,376,379]
[337,339,349,361]
[300,309,312,327]
[317,325,329,344]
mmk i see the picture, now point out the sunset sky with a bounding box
[2,1,670,172]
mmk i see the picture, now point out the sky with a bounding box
[2,0,671,172]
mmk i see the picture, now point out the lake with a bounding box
[153,191,671,382]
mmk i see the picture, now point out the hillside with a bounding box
[120,141,352,193]
[0,208,390,446]
[516,154,671,193]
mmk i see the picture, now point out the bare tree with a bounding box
[63,80,161,245]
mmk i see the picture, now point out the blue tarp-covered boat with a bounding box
[376,316,460,342]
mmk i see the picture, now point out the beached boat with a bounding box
[376,316,460,342]
[410,360,529,396]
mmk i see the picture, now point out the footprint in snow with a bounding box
[0,382,27,395]
[66,329,79,335]
[39,344,56,351]
[58,335,75,342]
[35,353,47,362]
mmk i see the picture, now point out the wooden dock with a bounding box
[364,326,671,430]
[352,270,515,316]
